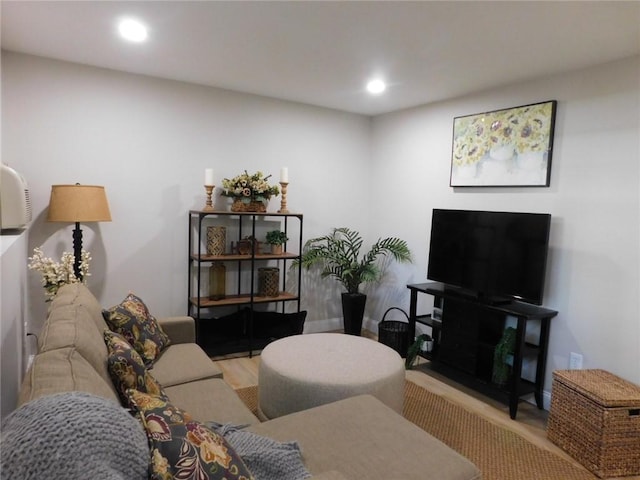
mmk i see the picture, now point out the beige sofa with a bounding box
[17,283,481,480]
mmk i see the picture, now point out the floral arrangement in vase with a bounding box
[221,170,280,212]
[28,247,91,301]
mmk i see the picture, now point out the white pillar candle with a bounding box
[280,167,289,183]
[205,168,214,186]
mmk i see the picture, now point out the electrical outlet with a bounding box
[569,352,583,370]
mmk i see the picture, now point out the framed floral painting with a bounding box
[450,100,557,187]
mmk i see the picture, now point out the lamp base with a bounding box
[72,222,83,281]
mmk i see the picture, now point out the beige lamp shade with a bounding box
[47,185,112,223]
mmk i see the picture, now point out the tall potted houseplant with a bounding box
[298,227,412,335]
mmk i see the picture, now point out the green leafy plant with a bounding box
[405,334,432,370]
[265,230,288,245]
[492,327,516,386]
[297,227,412,294]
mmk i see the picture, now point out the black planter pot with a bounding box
[341,292,367,336]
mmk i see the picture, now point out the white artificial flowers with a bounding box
[28,247,91,301]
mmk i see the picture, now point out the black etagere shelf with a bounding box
[188,209,303,356]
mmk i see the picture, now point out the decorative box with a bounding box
[547,369,640,478]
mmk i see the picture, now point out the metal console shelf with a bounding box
[408,282,558,419]
[188,209,303,356]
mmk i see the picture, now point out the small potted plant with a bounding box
[265,230,288,254]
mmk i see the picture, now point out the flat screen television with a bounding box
[427,209,551,305]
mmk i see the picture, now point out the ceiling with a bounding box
[2,1,639,116]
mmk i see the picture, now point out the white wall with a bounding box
[0,231,27,419]
[372,55,640,391]
[2,51,639,403]
[1,51,372,340]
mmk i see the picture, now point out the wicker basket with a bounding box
[258,267,279,297]
[547,369,640,478]
[378,307,410,357]
[206,226,226,256]
[230,198,267,212]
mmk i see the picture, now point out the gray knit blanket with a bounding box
[1,392,149,480]
[1,392,311,480]
[208,422,312,480]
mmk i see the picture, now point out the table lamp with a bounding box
[47,184,112,280]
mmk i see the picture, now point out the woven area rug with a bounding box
[235,380,597,480]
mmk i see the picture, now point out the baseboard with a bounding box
[303,316,378,335]
[521,389,552,411]
[303,317,343,333]
[539,389,552,411]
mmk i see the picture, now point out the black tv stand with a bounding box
[407,282,558,419]
[478,296,512,307]
[442,286,511,306]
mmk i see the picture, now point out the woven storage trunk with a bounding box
[547,369,640,478]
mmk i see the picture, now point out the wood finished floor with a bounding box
[211,333,639,480]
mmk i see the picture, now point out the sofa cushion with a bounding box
[104,330,167,403]
[103,292,171,366]
[51,283,110,332]
[38,303,113,388]
[164,378,259,426]
[1,392,149,480]
[126,389,254,480]
[151,343,223,387]
[157,316,196,345]
[306,473,350,480]
[248,395,481,480]
[18,347,119,406]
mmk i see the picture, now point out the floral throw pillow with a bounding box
[126,389,254,480]
[104,330,167,404]
[102,292,171,366]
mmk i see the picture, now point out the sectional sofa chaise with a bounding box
[7,283,481,480]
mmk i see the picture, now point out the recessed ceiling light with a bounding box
[366,79,386,95]
[118,18,148,43]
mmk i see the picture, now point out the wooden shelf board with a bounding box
[191,253,299,262]
[416,314,442,328]
[190,292,298,307]
[190,209,303,218]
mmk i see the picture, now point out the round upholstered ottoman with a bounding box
[258,333,405,419]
